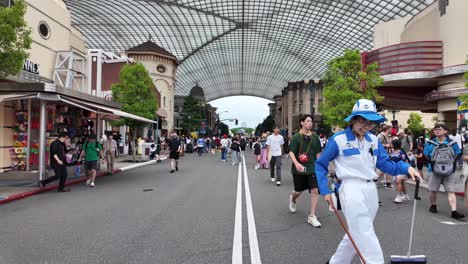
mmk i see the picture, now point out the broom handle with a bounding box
[407,179,421,257]
[329,199,366,264]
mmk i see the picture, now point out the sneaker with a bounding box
[289,195,296,213]
[378,201,383,206]
[402,194,411,201]
[307,215,322,228]
[452,211,465,220]
[85,179,91,186]
[170,170,175,173]
[429,205,438,213]
[270,178,275,182]
[254,165,259,170]
[393,194,403,204]
[90,182,95,187]
[276,181,281,186]
[232,163,236,166]
[385,184,395,190]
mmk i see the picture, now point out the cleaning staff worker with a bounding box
[316,99,422,264]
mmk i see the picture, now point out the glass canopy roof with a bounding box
[64,0,433,101]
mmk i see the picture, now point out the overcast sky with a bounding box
[209,96,273,129]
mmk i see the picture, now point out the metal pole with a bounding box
[26,99,31,171]
[38,100,47,181]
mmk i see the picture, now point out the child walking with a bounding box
[390,139,410,203]
[253,137,261,169]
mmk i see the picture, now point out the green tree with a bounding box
[219,122,229,136]
[407,112,424,137]
[458,59,468,107]
[319,49,384,128]
[111,63,157,161]
[230,127,254,135]
[181,96,205,135]
[0,0,32,77]
[255,115,275,135]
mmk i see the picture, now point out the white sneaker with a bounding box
[403,194,411,201]
[276,181,281,186]
[85,179,91,186]
[289,195,296,213]
[90,181,95,187]
[394,194,403,203]
[270,178,275,182]
[307,215,321,228]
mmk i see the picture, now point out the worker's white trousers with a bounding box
[329,179,384,264]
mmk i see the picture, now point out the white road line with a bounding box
[232,161,243,264]
[242,152,262,264]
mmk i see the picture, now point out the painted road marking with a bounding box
[232,160,243,264]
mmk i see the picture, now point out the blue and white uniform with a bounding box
[315,98,414,263]
[316,127,410,264]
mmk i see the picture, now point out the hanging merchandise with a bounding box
[10,108,29,170]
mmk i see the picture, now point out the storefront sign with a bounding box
[23,60,40,74]
[457,99,468,113]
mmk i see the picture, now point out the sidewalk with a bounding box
[0,154,168,204]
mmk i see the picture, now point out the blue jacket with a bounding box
[316,127,410,195]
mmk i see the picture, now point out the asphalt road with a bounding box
[1,150,467,264]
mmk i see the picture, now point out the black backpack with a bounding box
[428,139,457,177]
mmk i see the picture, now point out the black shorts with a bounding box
[85,160,98,171]
[293,173,318,193]
[169,151,180,160]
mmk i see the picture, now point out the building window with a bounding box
[38,21,50,39]
[156,64,166,73]
[439,0,449,16]
[163,96,166,107]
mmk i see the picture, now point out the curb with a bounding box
[0,159,161,205]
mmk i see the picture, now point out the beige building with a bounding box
[270,80,323,137]
[0,1,156,180]
[125,41,179,135]
[370,0,468,129]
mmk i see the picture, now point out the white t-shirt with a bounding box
[220,138,229,148]
[266,134,284,157]
[449,134,462,149]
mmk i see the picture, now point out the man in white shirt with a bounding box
[266,126,285,186]
[449,129,463,167]
[220,135,229,162]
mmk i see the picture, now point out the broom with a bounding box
[390,179,427,263]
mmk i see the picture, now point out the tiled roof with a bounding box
[126,41,177,62]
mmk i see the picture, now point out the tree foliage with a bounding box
[230,127,254,135]
[458,60,468,106]
[181,95,205,134]
[0,0,31,77]
[218,122,229,136]
[255,115,275,135]
[407,112,424,137]
[111,63,157,128]
[319,49,384,128]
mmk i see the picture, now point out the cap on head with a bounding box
[344,99,386,123]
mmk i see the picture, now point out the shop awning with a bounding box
[156,108,168,118]
[0,93,36,102]
[60,96,157,124]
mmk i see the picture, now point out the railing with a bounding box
[364,41,443,75]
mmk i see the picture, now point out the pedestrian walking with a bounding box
[266,126,284,186]
[231,136,241,165]
[424,123,465,220]
[253,137,261,169]
[288,114,322,227]
[39,131,71,192]
[169,131,182,173]
[389,139,411,203]
[197,137,205,156]
[316,99,422,264]
[103,134,117,175]
[220,134,228,162]
[79,133,103,188]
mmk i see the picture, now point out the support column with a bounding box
[288,89,293,138]
[295,87,300,114]
[304,86,311,114]
[26,99,31,171]
[38,100,47,181]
